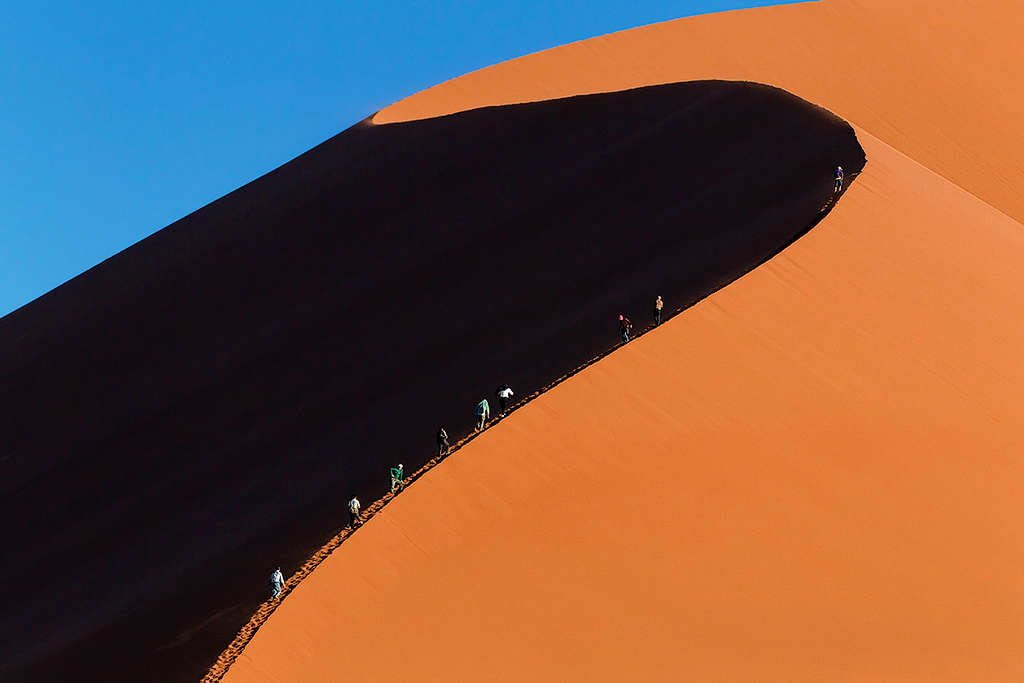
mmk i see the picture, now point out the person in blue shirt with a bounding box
[475,399,490,432]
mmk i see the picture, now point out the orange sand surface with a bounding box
[223,133,1024,681]
[378,0,1024,227]
[222,1,1024,680]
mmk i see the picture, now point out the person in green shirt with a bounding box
[390,464,405,493]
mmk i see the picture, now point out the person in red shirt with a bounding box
[618,315,632,343]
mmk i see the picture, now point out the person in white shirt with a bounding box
[270,566,284,600]
[348,494,362,528]
[495,384,514,417]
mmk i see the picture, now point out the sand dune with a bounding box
[379,0,1024,227]
[0,82,859,682]
[220,0,1024,680]
[222,130,1024,683]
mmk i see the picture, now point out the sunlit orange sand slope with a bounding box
[223,0,1024,680]
[226,131,1024,681]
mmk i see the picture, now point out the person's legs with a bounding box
[499,397,508,415]
[654,309,661,326]
[349,511,359,528]
[476,415,484,431]
[272,583,281,599]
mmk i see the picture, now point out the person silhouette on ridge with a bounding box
[835,165,844,193]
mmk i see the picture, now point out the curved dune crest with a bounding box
[223,130,1024,683]
[378,0,1024,227]
[0,82,861,682]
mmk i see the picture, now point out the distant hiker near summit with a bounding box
[348,494,362,528]
[618,315,633,343]
[495,384,514,417]
[475,399,490,432]
[270,567,284,600]
[835,165,844,192]
[436,427,450,456]
[653,296,664,326]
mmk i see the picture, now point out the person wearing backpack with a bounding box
[618,315,633,343]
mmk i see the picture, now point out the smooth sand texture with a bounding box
[0,82,861,682]
[224,129,1024,682]
[378,0,1024,228]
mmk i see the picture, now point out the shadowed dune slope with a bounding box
[223,130,1024,683]
[0,82,862,682]
[378,0,1024,227]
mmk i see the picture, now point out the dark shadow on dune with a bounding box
[0,80,865,683]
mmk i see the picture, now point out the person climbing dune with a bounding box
[653,296,664,326]
[269,566,284,600]
[390,464,405,493]
[475,398,490,432]
[618,314,632,343]
[348,494,362,528]
[436,426,449,456]
[835,165,844,193]
[495,383,514,417]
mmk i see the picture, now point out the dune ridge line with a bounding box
[200,172,859,682]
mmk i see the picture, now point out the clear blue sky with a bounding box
[0,0,794,318]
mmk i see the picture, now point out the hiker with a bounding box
[834,165,844,193]
[270,566,284,600]
[653,296,664,326]
[348,494,362,528]
[475,398,490,432]
[618,315,632,343]
[495,383,514,417]
[390,463,405,493]
[436,427,450,456]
